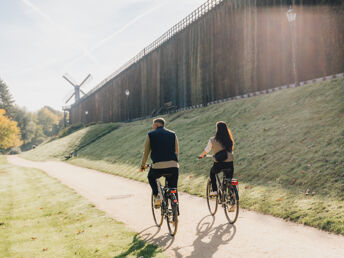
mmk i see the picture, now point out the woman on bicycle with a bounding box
[198,121,234,197]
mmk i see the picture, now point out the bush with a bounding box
[8,146,21,155]
[57,123,85,138]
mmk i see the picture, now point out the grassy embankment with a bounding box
[0,156,165,257]
[22,78,344,234]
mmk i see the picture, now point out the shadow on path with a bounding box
[172,215,236,258]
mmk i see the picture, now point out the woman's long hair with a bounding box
[215,121,235,152]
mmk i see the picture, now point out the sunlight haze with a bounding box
[0,0,205,111]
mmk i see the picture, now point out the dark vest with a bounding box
[148,127,178,164]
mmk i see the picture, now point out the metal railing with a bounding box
[80,0,224,102]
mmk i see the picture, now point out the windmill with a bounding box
[63,73,91,104]
[62,73,91,127]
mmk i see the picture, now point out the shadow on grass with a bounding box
[78,124,121,151]
[137,225,175,251]
[65,123,121,159]
[114,233,161,258]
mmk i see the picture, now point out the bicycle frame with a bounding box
[156,179,178,215]
[217,173,239,202]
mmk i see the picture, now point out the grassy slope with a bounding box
[21,123,120,161]
[23,78,344,234]
[0,156,165,258]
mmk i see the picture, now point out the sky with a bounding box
[0,0,205,111]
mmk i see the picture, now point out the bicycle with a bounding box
[146,165,179,236]
[204,155,239,224]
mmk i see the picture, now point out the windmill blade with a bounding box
[80,89,87,95]
[63,89,74,101]
[79,73,92,88]
[63,73,78,85]
[65,93,75,104]
[62,74,77,87]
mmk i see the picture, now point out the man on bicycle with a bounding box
[140,118,179,207]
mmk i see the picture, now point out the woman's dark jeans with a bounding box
[210,161,234,192]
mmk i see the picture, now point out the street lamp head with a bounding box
[286,6,296,23]
[85,110,88,115]
[125,89,130,96]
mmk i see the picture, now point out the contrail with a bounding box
[91,1,168,52]
[65,1,168,68]
[21,0,99,65]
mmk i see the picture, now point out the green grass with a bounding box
[23,78,344,234]
[21,123,120,161]
[0,156,165,258]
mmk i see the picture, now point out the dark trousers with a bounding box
[148,167,179,196]
[210,162,234,191]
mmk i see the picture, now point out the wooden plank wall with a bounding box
[70,0,344,124]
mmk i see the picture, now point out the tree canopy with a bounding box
[0,79,16,119]
[0,78,64,151]
[0,109,22,149]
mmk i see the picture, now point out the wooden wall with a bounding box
[70,0,344,124]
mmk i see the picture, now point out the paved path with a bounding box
[7,156,344,258]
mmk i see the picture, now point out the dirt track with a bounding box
[7,156,344,258]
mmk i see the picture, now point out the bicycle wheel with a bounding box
[206,178,218,216]
[223,184,239,224]
[151,193,163,227]
[166,198,178,236]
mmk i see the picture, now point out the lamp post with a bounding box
[85,110,88,125]
[125,89,130,122]
[286,5,298,86]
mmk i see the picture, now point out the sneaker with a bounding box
[209,191,217,197]
[228,206,236,212]
[153,194,161,208]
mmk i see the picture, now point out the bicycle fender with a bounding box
[233,185,239,200]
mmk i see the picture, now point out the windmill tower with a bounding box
[62,73,91,126]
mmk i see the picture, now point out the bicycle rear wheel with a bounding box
[166,198,178,236]
[206,178,218,216]
[223,185,239,224]
[151,193,163,227]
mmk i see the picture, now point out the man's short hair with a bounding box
[153,117,165,126]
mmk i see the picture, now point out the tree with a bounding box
[36,106,63,137]
[0,79,16,119]
[0,109,22,149]
[14,107,36,144]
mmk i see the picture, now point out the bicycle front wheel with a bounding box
[151,193,163,227]
[166,199,178,236]
[206,178,218,216]
[223,185,239,224]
